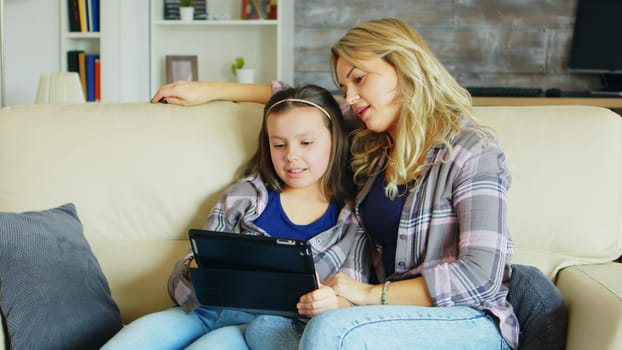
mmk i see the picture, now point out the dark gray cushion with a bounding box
[508,264,568,350]
[0,203,122,350]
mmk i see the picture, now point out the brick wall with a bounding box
[293,0,600,92]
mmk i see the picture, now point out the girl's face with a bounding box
[267,107,332,195]
[335,55,401,139]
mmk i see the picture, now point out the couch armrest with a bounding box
[556,263,622,350]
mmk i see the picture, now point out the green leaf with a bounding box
[230,57,245,75]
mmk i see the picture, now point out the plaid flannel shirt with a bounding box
[168,173,371,313]
[274,80,519,348]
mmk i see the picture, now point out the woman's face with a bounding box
[335,54,401,139]
[267,107,332,195]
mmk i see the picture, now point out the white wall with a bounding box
[1,0,150,106]
[101,0,150,102]
[3,0,59,106]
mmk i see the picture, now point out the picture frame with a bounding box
[166,55,198,83]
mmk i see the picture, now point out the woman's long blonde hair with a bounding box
[331,18,481,198]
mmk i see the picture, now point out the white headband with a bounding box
[266,98,332,120]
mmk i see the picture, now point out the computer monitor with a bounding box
[568,0,622,92]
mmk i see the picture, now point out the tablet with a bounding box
[188,229,318,317]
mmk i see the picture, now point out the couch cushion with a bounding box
[0,203,122,349]
[475,106,622,277]
[0,101,265,322]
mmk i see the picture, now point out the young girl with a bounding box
[101,84,370,350]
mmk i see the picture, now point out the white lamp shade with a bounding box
[35,72,85,104]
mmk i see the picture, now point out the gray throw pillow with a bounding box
[0,203,122,350]
[507,264,568,350]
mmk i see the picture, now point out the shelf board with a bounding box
[64,32,101,39]
[153,19,278,26]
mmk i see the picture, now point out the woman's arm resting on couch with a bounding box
[151,81,272,106]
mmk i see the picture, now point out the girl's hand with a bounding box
[297,272,378,317]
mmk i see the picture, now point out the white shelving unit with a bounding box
[58,1,101,86]
[59,0,150,102]
[149,0,293,95]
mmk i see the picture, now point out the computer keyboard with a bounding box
[466,86,543,97]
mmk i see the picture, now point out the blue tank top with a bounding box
[254,190,340,240]
[360,173,408,276]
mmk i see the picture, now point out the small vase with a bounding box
[180,7,194,21]
[236,68,256,84]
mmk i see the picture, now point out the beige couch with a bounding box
[0,101,621,349]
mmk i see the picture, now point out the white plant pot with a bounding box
[179,7,194,21]
[236,68,256,84]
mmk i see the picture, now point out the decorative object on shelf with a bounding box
[230,56,245,75]
[164,0,207,21]
[241,0,277,20]
[166,55,198,83]
[230,56,255,84]
[179,0,194,21]
[151,1,293,91]
[35,72,85,104]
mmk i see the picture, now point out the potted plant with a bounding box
[230,56,256,83]
[179,0,194,21]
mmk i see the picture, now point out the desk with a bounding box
[472,97,622,109]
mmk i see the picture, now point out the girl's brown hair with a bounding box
[244,84,355,205]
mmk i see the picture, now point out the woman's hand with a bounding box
[322,272,376,306]
[151,81,273,106]
[151,81,215,106]
[326,273,434,307]
[297,272,377,317]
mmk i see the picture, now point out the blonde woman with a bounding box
[152,18,566,350]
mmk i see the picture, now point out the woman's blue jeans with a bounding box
[245,306,510,350]
[101,306,255,350]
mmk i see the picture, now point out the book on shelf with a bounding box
[78,0,87,32]
[94,57,101,101]
[67,50,83,73]
[68,0,100,32]
[86,54,99,102]
[67,0,81,32]
[90,0,100,32]
[78,52,87,97]
[85,0,92,31]
[67,50,100,101]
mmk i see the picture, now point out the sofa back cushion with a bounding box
[0,102,620,324]
[475,106,622,277]
[0,101,264,321]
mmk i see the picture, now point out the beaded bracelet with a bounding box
[381,280,391,305]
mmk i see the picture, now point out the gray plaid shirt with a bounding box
[168,173,371,313]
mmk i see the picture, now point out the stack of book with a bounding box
[67,0,100,32]
[67,51,100,102]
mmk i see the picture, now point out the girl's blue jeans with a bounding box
[101,306,254,350]
[245,305,510,350]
